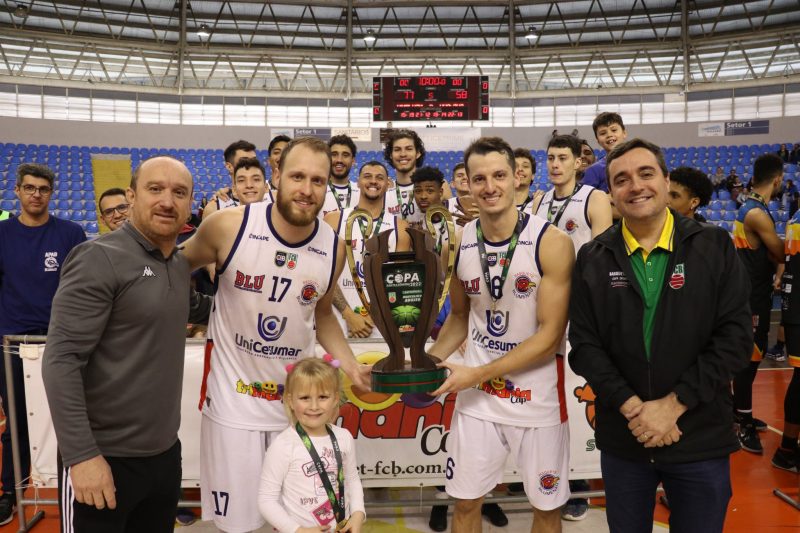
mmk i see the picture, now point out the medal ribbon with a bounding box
[545,183,580,226]
[395,184,414,216]
[329,182,352,210]
[295,422,346,525]
[476,212,525,309]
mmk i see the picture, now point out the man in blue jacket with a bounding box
[569,138,752,533]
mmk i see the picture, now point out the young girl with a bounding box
[259,356,366,532]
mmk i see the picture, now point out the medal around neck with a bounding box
[344,208,452,393]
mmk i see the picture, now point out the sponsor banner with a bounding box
[332,127,372,142]
[25,340,601,489]
[269,127,294,139]
[698,122,725,137]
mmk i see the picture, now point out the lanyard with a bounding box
[395,184,414,215]
[545,183,580,226]
[517,195,532,212]
[476,212,525,312]
[295,422,346,526]
[329,182,352,210]
[357,210,385,243]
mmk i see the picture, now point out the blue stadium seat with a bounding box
[86,222,99,234]
[723,211,736,221]
[718,190,731,201]
[721,221,733,232]
[70,210,85,222]
[709,200,722,211]
[0,199,13,210]
[776,221,786,235]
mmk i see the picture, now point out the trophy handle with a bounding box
[424,206,456,313]
[344,208,374,312]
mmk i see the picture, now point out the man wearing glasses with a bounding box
[98,188,130,232]
[0,163,86,524]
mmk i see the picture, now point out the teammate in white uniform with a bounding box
[181,137,371,533]
[324,160,410,338]
[383,129,432,224]
[321,134,360,217]
[428,136,575,533]
[514,148,537,212]
[203,140,258,220]
[532,135,613,251]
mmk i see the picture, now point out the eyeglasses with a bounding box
[100,203,130,217]
[20,184,53,196]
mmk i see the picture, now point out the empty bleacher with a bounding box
[1,142,797,235]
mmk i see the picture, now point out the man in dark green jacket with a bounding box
[569,138,752,533]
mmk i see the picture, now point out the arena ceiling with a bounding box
[0,0,797,100]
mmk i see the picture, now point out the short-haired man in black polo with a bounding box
[569,138,752,533]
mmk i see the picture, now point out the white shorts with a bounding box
[444,411,570,511]
[200,416,284,533]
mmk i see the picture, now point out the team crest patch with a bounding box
[564,218,578,234]
[513,273,536,299]
[287,253,298,270]
[487,253,498,267]
[298,281,320,305]
[275,250,287,267]
[538,471,561,495]
[669,263,685,289]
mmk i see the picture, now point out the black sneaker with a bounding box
[765,344,787,362]
[0,493,16,526]
[734,412,768,432]
[481,502,508,527]
[429,505,448,532]
[738,423,763,454]
[771,447,800,473]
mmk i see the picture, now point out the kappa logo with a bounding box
[513,273,536,299]
[486,310,510,337]
[142,266,156,278]
[669,263,685,289]
[257,314,288,342]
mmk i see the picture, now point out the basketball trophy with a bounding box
[344,206,455,393]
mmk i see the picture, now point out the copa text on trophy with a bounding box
[344,206,455,393]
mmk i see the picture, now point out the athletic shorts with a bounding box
[785,324,800,368]
[444,411,570,511]
[200,416,284,533]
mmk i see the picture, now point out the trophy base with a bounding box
[371,364,447,394]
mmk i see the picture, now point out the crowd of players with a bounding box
[0,111,797,533]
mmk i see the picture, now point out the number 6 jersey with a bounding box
[200,202,338,430]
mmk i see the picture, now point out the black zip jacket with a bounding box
[568,211,752,463]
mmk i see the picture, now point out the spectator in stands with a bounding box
[732,153,785,455]
[791,143,800,164]
[0,163,86,525]
[98,187,129,232]
[777,144,791,163]
[42,156,211,532]
[267,134,291,182]
[726,169,742,193]
[712,166,727,192]
[581,112,628,193]
[570,138,751,533]
[577,139,596,181]
[783,179,799,217]
[202,139,257,220]
[667,167,713,222]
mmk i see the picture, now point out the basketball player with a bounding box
[532,135,613,244]
[383,129,426,223]
[323,160,410,338]
[446,162,479,226]
[202,140,257,220]
[321,134,360,216]
[429,136,575,533]
[514,148,537,211]
[180,137,371,533]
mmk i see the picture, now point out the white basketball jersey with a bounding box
[386,182,422,223]
[201,202,338,431]
[335,206,399,339]
[455,213,567,428]
[216,195,239,210]
[261,189,275,204]
[535,184,595,256]
[321,182,360,218]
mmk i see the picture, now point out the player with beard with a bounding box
[321,134,360,216]
[324,161,410,338]
[181,137,371,533]
[203,140,258,220]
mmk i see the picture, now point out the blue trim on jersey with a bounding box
[483,213,530,246]
[336,209,345,235]
[584,185,593,229]
[327,232,339,297]
[266,203,321,248]
[217,204,250,276]
[534,220,550,275]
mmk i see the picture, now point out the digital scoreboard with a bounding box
[372,76,489,122]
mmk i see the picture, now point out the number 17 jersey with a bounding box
[201,202,338,431]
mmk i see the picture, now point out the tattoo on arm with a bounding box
[332,285,349,314]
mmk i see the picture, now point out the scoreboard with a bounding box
[372,76,489,122]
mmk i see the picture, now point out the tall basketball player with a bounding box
[429,136,575,533]
[181,137,370,533]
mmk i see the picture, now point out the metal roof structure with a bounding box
[0,0,797,101]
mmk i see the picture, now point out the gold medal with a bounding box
[336,518,349,531]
